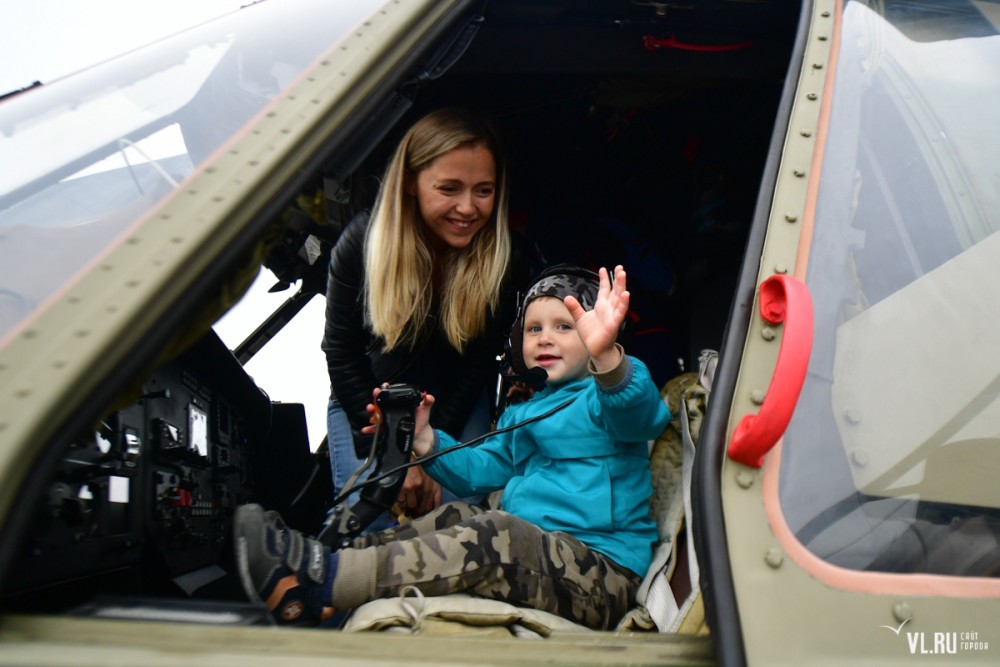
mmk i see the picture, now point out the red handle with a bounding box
[728,275,813,468]
[643,35,754,52]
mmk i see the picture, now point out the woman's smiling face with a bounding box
[409,142,496,251]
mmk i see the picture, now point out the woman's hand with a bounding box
[397,466,441,517]
[362,386,440,516]
[361,386,435,456]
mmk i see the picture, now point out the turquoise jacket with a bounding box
[424,353,670,576]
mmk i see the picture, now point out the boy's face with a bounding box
[521,296,590,384]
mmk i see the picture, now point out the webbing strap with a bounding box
[644,395,700,632]
[643,350,716,632]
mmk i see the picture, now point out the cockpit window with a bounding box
[0,0,385,342]
[779,0,1000,577]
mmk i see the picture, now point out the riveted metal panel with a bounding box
[722,1,1000,664]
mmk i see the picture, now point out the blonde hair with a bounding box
[364,109,512,352]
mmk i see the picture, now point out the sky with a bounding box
[1,0,331,449]
[0,1,248,94]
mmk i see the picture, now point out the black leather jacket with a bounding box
[322,213,535,456]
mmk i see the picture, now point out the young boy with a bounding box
[234,265,670,629]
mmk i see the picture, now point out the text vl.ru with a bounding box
[907,632,989,655]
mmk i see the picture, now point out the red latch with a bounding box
[728,274,813,468]
[643,35,753,52]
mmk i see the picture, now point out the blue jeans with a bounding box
[327,389,490,531]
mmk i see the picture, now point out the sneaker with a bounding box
[234,504,335,625]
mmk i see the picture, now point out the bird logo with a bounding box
[879,618,910,635]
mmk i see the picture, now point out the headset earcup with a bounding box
[506,314,527,376]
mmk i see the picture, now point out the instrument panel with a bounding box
[4,332,280,608]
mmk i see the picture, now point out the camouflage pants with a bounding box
[331,502,640,630]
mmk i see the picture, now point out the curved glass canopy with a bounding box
[779,0,1000,578]
[0,0,385,342]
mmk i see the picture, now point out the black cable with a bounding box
[332,395,576,506]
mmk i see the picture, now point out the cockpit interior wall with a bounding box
[2,332,317,611]
[323,1,797,386]
[344,81,783,386]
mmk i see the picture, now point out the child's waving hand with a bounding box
[564,265,628,372]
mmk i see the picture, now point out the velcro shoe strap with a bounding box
[284,527,305,573]
[304,538,326,586]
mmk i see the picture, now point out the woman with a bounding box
[322,108,533,521]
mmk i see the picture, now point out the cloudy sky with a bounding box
[1,1,247,94]
[1,0,331,448]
